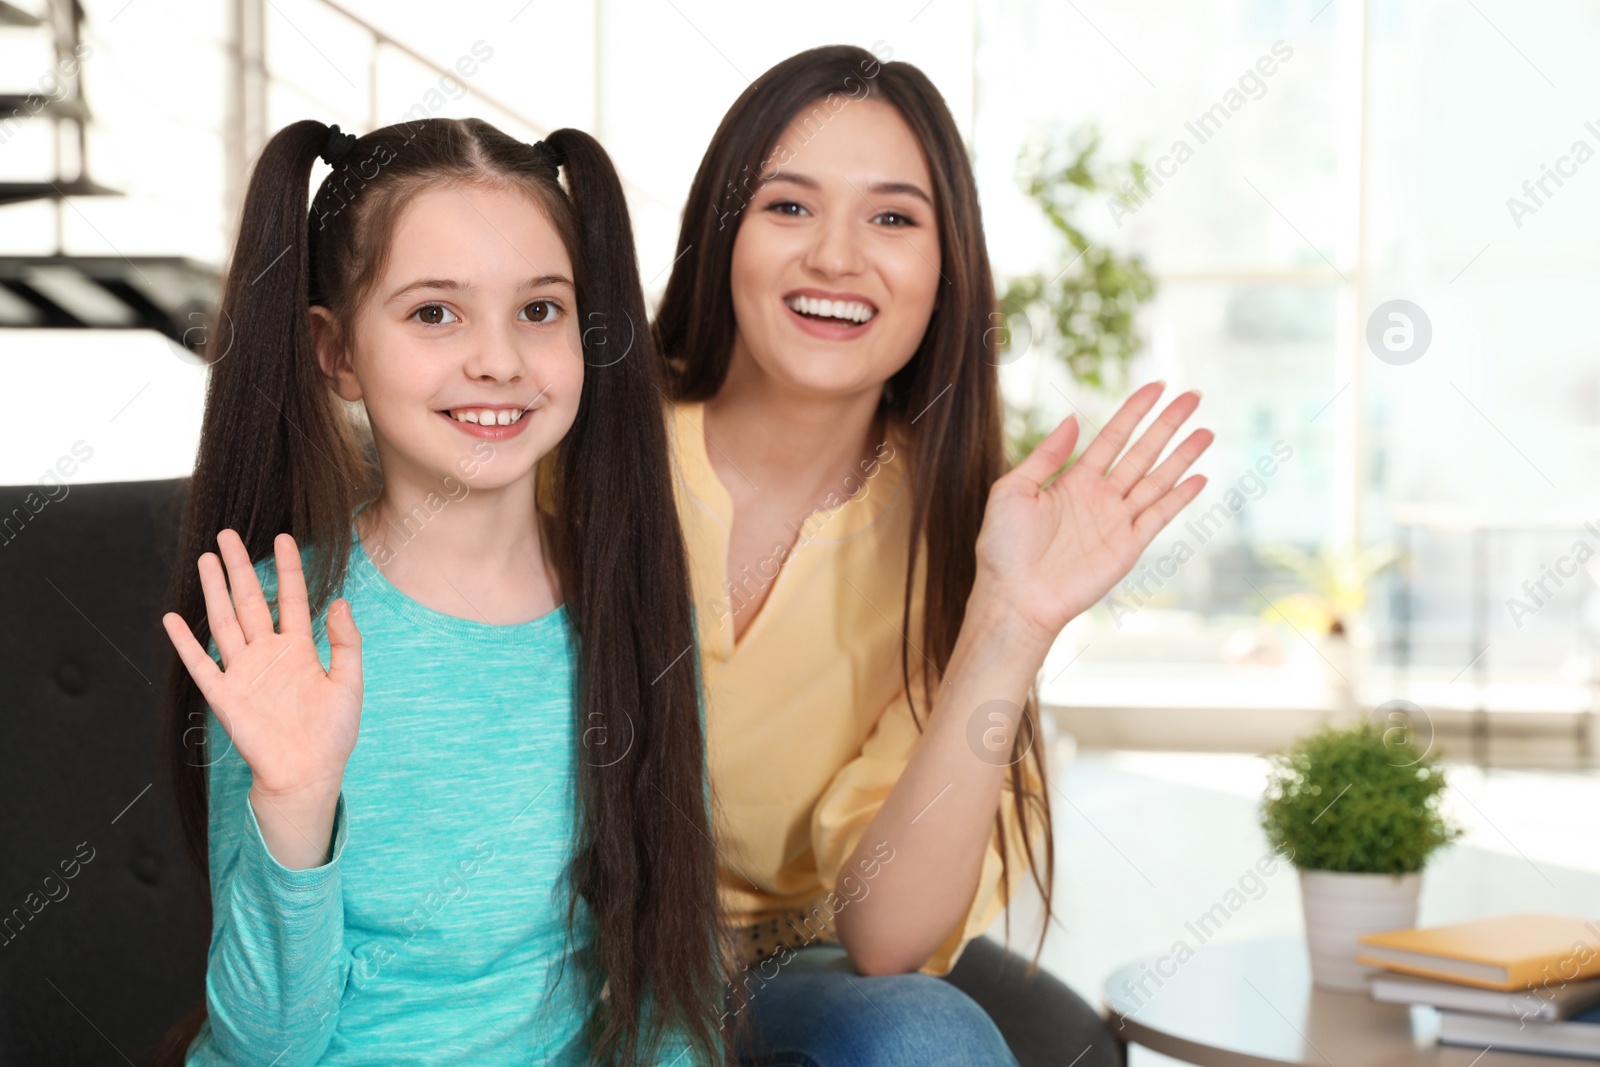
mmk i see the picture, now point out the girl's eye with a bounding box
[521,300,562,324]
[767,200,809,218]
[874,211,916,228]
[413,304,459,326]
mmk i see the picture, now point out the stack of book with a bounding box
[1355,913,1600,1059]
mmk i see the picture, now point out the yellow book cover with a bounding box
[1355,913,1600,991]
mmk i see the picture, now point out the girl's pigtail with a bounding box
[167,119,369,872]
[544,128,727,1066]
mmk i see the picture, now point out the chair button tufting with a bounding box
[130,850,162,885]
[55,660,87,695]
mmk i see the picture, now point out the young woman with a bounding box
[161,117,724,1066]
[654,46,1213,1066]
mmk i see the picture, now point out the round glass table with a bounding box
[1103,937,1591,1066]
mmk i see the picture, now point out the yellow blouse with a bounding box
[667,399,1040,976]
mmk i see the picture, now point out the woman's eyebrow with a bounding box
[760,172,820,191]
[386,274,575,302]
[864,180,933,206]
[759,171,933,206]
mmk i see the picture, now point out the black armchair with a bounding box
[0,478,208,1065]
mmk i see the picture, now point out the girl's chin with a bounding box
[446,472,538,494]
[369,438,548,494]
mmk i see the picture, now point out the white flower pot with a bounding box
[1299,868,1422,992]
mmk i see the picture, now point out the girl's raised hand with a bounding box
[972,381,1214,651]
[163,529,363,805]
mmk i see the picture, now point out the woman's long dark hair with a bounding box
[652,45,1055,965]
[160,118,725,1066]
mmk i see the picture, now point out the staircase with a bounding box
[0,0,219,351]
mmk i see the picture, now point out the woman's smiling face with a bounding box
[728,96,943,401]
[313,182,584,495]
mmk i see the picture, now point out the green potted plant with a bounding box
[1260,721,1460,992]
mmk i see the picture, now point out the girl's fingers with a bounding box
[325,599,362,689]
[217,528,275,642]
[1010,414,1082,492]
[1125,428,1215,514]
[1132,474,1209,547]
[1107,391,1202,496]
[197,551,243,667]
[163,611,223,698]
[1075,380,1166,477]
[273,533,311,638]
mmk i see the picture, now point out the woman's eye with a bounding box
[413,304,459,326]
[874,211,916,228]
[768,200,808,217]
[521,300,562,324]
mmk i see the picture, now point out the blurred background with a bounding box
[8,0,1600,755]
[3,0,1599,1062]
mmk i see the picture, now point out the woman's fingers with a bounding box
[1107,390,1202,496]
[1075,380,1166,477]
[1125,428,1215,514]
[325,599,362,690]
[273,533,311,638]
[217,528,275,642]
[1010,413,1082,492]
[197,551,243,667]
[1132,475,1209,547]
[163,611,224,698]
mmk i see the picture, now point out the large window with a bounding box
[971,2,1600,744]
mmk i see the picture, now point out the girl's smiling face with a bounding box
[728,96,943,401]
[313,182,583,495]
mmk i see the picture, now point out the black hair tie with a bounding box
[532,139,564,173]
[320,123,358,168]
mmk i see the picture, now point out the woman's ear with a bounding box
[310,306,362,402]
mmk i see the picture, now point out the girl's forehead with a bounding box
[384,183,570,283]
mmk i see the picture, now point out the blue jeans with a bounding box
[730,943,1019,1067]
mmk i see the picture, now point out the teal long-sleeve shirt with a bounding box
[184,527,691,1066]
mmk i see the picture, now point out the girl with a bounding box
[160,117,724,1066]
[654,46,1212,1066]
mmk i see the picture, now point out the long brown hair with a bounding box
[653,45,1055,964]
[161,117,725,1065]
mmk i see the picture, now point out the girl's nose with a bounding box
[463,323,525,382]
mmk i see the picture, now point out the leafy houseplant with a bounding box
[998,127,1157,459]
[1258,540,1402,715]
[1261,722,1460,992]
[1258,540,1402,638]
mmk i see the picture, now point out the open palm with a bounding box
[163,529,363,801]
[976,382,1213,642]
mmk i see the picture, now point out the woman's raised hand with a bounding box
[972,381,1213,651]
[163,529,363,805]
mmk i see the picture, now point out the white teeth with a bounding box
[786,295,875,324]
[448,408,524,425]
